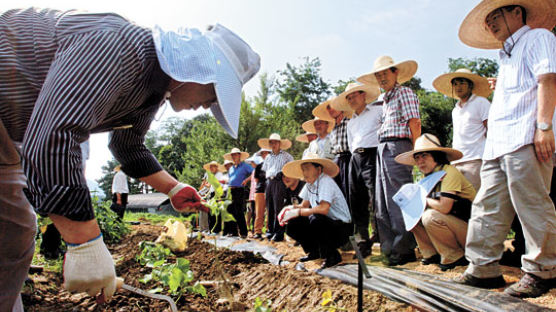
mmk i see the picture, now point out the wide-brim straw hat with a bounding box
[282,152,340,180]
[257,133,292,150]
[223,147,250,161]
[301,117,335,134]
[458,0,556,49]
[331,82,381,112]
[312,97,353,119]
[223,159,234,167]
[357,56,418,86]
[255,148,271,156]
[296,132,318,143]
[203,161,225,172]
[395,133,463,166]
[433,68,492,99]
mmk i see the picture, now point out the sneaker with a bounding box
[438,256,469,271]
[453,273,506,289]
[421,254,441,265]
[504,273,552,298]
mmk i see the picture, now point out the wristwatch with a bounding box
[537,122,553,131]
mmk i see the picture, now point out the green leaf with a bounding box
[149,287,164,294]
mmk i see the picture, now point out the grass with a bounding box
[124,212,194,225]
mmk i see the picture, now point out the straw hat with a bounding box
[395,134,463,166]
[282,152,340,180]
[203,161,225,172]
[255,148,271,156]
[223,147,249,161]
[331,82,381,112]
[459,0,556,49]
[223,159,233,167]
[357,56,418,85]
[296,132,318,143]
[313,97,354,119]
[432,68,492,99]
[257,133,292,150]
[302,117,335,134]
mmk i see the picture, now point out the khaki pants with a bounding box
[0,120,37,311]
[253,193,266,235]
[411,209,468,264]
[465,145,556,279]
[454,159,482,191]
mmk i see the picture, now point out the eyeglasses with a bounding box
[413,152,431,161]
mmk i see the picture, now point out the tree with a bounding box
[418,90,455,147]
[96,158,143,198]
[447,57,498,78]
[402,77,424,93]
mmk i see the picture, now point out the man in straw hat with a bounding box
[258,133,294,241]
[110,165,129,220]
[198,161,226,232]
[222,148,253,237]
[296,132,318,158]
[313,98,352,202]
[357,56,421,266]
[251,149,271,239]
[302,117,335,160]
[433,68,491,191]
[280,153,352,269]
[0,7,260,309]
[395,134,475,271]
[331,82,382,257]
[454,0,556,297]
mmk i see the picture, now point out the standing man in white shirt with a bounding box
[111,165,129,220]
[332,82,381,257]
[455,0,556,298]
[302,116,335,160]
[433,68,491,190]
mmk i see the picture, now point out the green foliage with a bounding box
[447,57,498,78]
[402,77,424,93]
[203,172,235,233]
[418,90,455,147]
[319,289,347,311]
[93,199,130,244]
[252,297,274,312]
[136,241,172,266]
[96,158,144,197]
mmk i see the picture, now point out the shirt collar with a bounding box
[352,104,370,118]
[308,173,326,187]
[499,25,530,58]
[457,94,476,108]
[383,83,401,103]
[271,150,283,156]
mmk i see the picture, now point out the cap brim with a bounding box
[210,47,243,139]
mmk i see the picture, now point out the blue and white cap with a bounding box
[153,24,260,138]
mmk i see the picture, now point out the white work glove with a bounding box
[63,235,117,302]
[278,205,300,226]
[168,183,208,213]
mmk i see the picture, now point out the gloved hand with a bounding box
[169,183,208,213]
[278,205,300,226]
[63,235,117,302]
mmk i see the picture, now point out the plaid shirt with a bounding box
[329,117,350,154]
[262,150,293,179]
[379,84,420,140]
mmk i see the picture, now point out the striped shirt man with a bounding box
[483,25,556,160]
[262,150,293,180]
[379,84,420,141]
[329,117,350,154]
[0,8,169,221]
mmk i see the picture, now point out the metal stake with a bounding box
[349,236,371,312]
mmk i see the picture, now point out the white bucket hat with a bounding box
[357,56,418,86]
[153,24,261,139]
[223,147,250,161]
[257,133,292,150]
[245,155,264,165]
[302,117,335,134]
[458,0,556,49]
[432,68,492,99]
[331,82,381,113]
[282,152,339,180]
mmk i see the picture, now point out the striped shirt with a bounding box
[261,150,293,179]
[306,136,334,159]
[329,117,350,154]
[483,26,556,160]
[0,8,170,221]
[379,84,420,140]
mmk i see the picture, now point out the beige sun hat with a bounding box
[331,82,381,112]
[203,161,225,172]
[223,147,250,161]
[459,0,556,49]
[296,132,318,143]
[257,133,292,150]
[313,97,354,119]
[282,152,340,180]
[223,159,234,167]
[302,117,335,134]
[433,68,492,99]
[357,56,418,85]
[395,134,463,166]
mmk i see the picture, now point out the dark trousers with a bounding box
[334,152,351,208]
[111,193,128,219]
[265,178,287,237]
[224,187,248,236]
[286,214,351,258]
[349,148,377,242]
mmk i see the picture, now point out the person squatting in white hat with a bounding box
[454,0,556,298]
[0,8,260,310]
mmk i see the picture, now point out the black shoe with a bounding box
[271,234,284,242]
[453,273,506,289]
[265,232,274,240]
[293,241,301,247]
[387,253,417,266]
[438,256,469,271]
[320,250,342,269]
[504,273,552,298]
[299,252,320,262]
[421,254,441,265]
[253,233,262,240]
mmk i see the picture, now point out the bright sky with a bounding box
[2,0,497,181]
